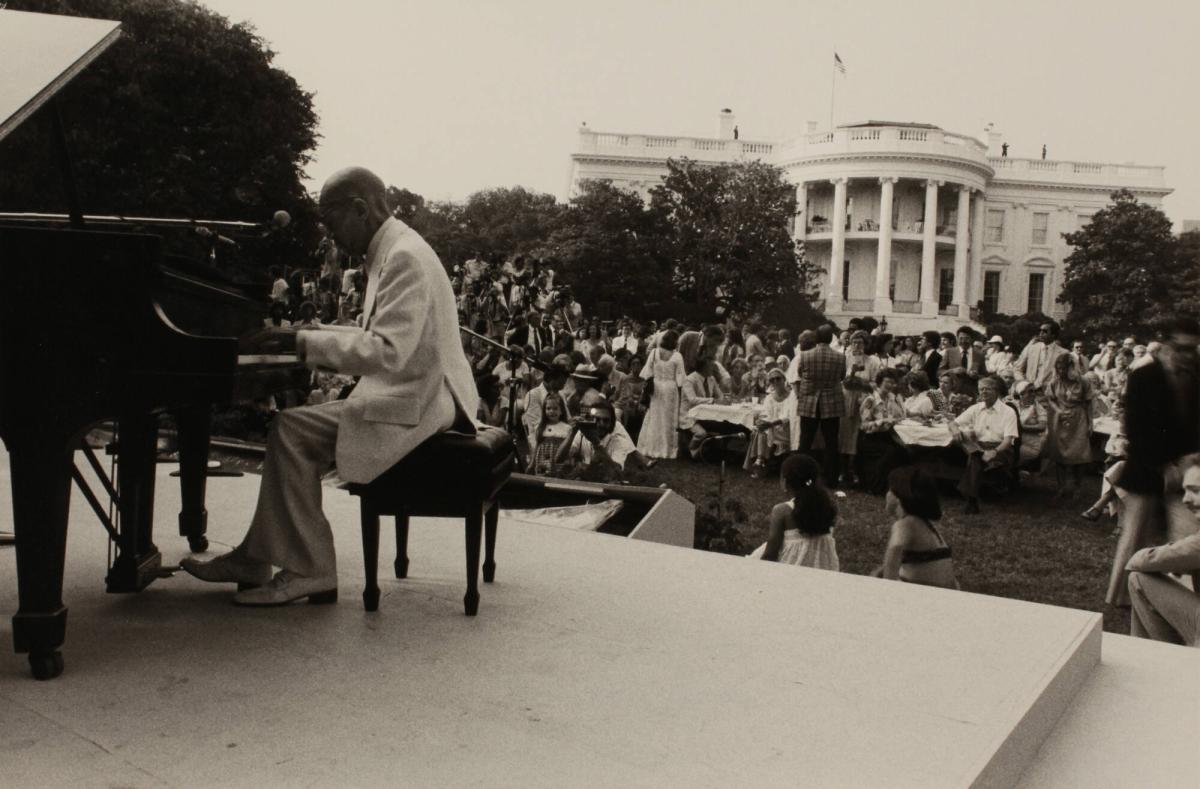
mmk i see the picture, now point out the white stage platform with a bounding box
[0,454,1196,787]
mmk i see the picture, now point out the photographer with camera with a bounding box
[554,400,636,481]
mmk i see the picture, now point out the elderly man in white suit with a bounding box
[182,167,479,605]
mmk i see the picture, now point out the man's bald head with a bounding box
[318,166,392,255]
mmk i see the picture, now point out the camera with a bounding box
[574,415,597,429]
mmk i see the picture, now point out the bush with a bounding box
[694,495,750,554]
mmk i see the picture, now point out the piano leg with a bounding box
[106,412,163,593]
[9,440,73,680]
[175,405,211,552]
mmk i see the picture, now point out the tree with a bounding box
[540,179,671,317]
[385,186,426,225]
[0,0,320,263]
[649,158,816,316]
[1059,190,1182,339]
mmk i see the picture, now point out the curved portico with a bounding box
[783,123,994,332]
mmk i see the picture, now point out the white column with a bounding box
[953,186,971,319]
[795,182,808,242]
[874,177,896,314]
[828,178,847,311]
[969,191,986,311]
[920,180,941,315]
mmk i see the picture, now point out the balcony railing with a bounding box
[987,157,1166,188]
[893,301,921,314]
[576,129,777,160]
[844,299,874,312]
[938,305,959,316]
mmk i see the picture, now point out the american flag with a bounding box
[834,53,846,74]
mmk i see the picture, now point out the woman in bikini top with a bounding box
[878,467,960,589]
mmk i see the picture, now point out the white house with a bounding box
[568,111,1171,333]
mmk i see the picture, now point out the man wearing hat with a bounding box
[984,335,1012,375]
[567,363,605,415]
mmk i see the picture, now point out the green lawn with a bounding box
[650,455,1132,635]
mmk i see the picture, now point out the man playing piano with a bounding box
[181,167,479,605]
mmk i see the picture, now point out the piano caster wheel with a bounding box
[187,535,209,553]
[29,650,64,681]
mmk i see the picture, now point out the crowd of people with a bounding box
[260,241,1198,647]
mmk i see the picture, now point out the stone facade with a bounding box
[568,114,1171,333]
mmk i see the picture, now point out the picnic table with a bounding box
[686,401,766,431]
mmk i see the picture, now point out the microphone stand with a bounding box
[460,325,542,472]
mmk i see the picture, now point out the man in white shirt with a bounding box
[953,376,1019,514]
[611,321,640,356]
[554,400,635,480]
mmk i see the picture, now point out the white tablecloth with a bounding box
[892,420,955,448]
[686,402,766,430]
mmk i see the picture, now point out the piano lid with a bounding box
[0,9,121,144]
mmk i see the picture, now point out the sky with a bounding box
[199,0,1198,227]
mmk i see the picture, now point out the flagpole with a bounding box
[829,50,836,130]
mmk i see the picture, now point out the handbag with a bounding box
[640,377,655,408]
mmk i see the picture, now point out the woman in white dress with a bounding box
[636,329,687,459]
[748,454,839,570]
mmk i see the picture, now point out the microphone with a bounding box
[195,226,237,246]
[272,210,292,229]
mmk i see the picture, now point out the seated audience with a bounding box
[747,454,839,570]
[903,371,945,419]
[952,376,1018,514]
[856,368,908,494]
[1125,458,1200,646]
[745,368,796,478]
[680,357,724,459]
[554,399,637,481]
[874,466,958,588]
[1010,380,1047,467]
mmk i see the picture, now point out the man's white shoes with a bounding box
[180,550,272,587]
[232,570,338,606]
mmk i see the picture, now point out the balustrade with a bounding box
[844,299,874,312]
[893,301,921,314]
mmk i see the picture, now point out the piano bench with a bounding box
[346,426,515,616]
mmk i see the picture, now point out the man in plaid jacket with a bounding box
[795,325,847,486]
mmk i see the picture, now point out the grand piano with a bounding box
[0,10,309,679]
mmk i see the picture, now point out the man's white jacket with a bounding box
[301,217,480,482]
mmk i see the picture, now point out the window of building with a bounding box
[939,269,954,309]
[1027,272,1045,315]
[1032,212,1049,245]
[986,209,1005,243]
[983,271,1001,315]
[842,259,850,301]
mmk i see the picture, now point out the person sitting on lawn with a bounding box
[1125,457,1200,646]
[745,367,796,478]
[555,399,636,481]
[680,356,725,459]
[874,466,958,589]
[856,368,908,494]
[747,453,839,570]
[1009,380,1048,468]
[902,370,946,420]
[952,375,1019,515]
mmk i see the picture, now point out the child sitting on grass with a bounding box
[747,454,839,570]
